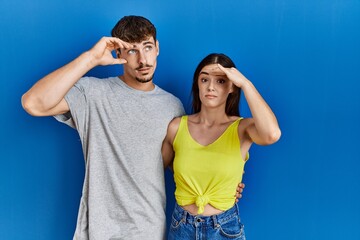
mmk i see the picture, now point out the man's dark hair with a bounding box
[111,15,157,43]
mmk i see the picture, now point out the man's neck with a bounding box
[118,75,155,91]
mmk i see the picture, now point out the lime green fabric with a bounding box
[173,116,248,214]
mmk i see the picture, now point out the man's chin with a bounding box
[136,75,153,83]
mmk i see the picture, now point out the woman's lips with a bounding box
[205,94,217,99]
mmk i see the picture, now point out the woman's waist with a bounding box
[175,194,236,216]
[181,203,225,216]
[172,202,240,225]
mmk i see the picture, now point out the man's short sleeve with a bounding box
[54,77,88,131]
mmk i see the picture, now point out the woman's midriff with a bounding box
[182,203,224,216]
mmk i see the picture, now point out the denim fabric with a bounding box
[168,203,246,240]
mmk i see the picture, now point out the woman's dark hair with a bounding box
[111,15,156,43]
[192,53,241,116]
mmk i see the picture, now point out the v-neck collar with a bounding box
[184,116,240,147]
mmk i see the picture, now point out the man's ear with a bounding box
[116,49,121,59]
[156,40,160,56]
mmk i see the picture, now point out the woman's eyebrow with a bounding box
[200,71,226,77]
[199,71,209,75]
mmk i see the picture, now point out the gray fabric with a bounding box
[54,76,185,240]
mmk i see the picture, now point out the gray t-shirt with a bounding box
[55,76,185,240]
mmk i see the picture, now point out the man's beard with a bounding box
[135,63,154,83]
[135,74,154,83]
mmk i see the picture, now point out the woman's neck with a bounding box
[195,109,231,126]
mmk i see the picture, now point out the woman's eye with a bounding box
[217,79,226,84]
[201,78,208,83]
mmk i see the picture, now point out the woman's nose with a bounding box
[207,81,215,91]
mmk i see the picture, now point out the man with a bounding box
[22,16,244,239]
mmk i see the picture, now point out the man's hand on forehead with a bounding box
[89,37,132,66]
[107,37,131,50]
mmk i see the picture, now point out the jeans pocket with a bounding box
[218,215,245,239]
[170,213,183,231]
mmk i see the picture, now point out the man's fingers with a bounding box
[113,58,128,65]
[235,182,245,200]
[103,37,131,50]
[236,183,245,194]
[235,191,242,199]
[112,37,131,49]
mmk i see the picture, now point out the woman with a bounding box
[162,53,281,239]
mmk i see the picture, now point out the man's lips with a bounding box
[137,67,150,71]
[136,64,152,71]
[136,67,152,75]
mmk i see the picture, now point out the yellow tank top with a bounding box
[173,116,248,214]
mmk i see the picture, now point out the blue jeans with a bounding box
[168,203,246,240]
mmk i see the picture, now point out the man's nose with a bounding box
[138,51,146,64]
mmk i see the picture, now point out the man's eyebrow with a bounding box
[131,41,155,48]
[142,41,155,45]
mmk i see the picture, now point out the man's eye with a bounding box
[144,46,153,51]
[128,49,137,54]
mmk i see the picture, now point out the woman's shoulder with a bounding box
[169,116,182,125]
[168,116,186,132]
[166,116,186,141]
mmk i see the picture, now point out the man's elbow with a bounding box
[21,93,43,116]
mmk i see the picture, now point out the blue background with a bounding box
[1,0,360,239]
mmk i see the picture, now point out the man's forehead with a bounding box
[130,37,155,48]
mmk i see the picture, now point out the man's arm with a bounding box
[162,117,181,169]
[21,37,130,116]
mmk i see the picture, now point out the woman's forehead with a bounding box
[200,64,225,76]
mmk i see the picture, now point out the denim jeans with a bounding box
[168,202,246,240]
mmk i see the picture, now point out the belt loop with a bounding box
[235,202,240,215]
[181,207,187,223]
[212,215,219,229]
